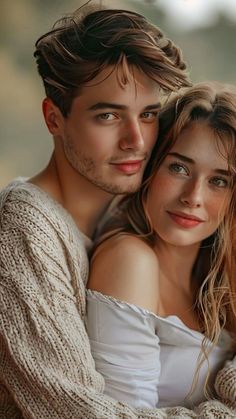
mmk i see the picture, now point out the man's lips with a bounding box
[110,159,145,174]
[167,211,205,228]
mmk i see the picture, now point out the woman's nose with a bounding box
[179,179,204,208]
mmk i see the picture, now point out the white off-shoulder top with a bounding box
[86,290,234,409]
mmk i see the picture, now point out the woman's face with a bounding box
[146,120,232,248]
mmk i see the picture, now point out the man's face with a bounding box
[53,66,160,195]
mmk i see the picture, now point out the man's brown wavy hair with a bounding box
[34,5,190,116]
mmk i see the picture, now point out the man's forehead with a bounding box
[80,63,161,93]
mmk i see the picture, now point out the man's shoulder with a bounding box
[0,179,90,281]
[0,178,69,223]
[0,178,82,246]
[0,177,52,212]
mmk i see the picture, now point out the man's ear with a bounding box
[42,98,64,135]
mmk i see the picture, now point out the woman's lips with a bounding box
[167,211,205,228]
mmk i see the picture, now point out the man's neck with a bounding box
[30,154,113,238]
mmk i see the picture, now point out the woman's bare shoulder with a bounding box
[87,234,160,313]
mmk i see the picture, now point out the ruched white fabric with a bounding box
[86,290,234,409]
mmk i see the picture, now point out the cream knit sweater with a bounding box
[0,179,235,419]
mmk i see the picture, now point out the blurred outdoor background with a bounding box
[1,0,236,189]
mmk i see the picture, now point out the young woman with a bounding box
[86,82,236,409]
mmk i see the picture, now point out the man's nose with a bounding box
[180,179,204,208]
[119,120,145,151]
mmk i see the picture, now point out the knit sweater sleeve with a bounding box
[0,184,236,419]
[215,357,236,409]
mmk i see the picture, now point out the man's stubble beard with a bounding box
[63,137,143,195]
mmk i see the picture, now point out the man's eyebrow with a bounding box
[144,103,162,111]
[87,102,161,111]
[168,152,231,176]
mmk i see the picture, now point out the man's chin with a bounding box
[103,182,142,195]
[88,174,143,195]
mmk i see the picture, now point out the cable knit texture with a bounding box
[0,179,236,419]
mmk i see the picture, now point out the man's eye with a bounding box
[169,162,188,175]
[210,177,229,188]
[141,112,158,120]
[97,113,116,121]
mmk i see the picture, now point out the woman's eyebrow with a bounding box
[168,152,194,164]
[214,168,231,177]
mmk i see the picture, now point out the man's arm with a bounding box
[215,356,236,409]
[0,195,185,418]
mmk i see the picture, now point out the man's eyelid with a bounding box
[143,113,156,117]
[141,109,159,116]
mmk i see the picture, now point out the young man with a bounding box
[0,5,235,418]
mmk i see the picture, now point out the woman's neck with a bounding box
[154,240,200,291]
[154,240,201,330]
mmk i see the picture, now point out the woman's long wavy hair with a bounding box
[97,81,236,396]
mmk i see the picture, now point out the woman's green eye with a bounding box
[169,162,188,175]
[210,177,228,188]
